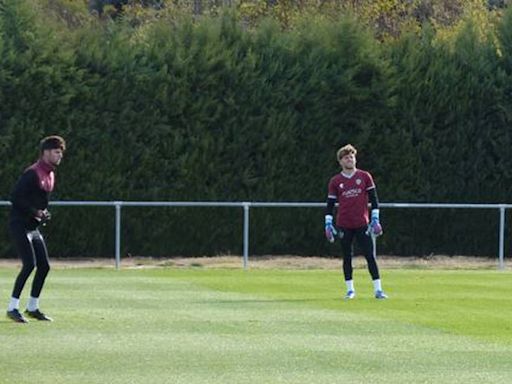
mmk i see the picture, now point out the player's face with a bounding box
[43,148,64,167]
[339,153,356,170]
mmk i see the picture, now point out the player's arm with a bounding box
[325,196,336,217]
[11,171,40,218]
[368,187,379,211]
[367,187,382,236]
[324,195,338,243]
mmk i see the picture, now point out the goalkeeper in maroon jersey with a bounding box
[324,144,388,300]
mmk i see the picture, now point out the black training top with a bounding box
[10,159,56,230]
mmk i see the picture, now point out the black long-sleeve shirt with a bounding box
[10,160,55,230]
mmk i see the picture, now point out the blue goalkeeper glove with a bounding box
[367,209,383,237]
[325,215,338,243]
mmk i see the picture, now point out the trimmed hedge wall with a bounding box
[0,1,511,257]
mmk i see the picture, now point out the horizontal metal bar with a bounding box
[380,203,512,209]
[1,201,511,209]
[118,201,247,208]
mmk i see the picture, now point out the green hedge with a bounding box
[0,1,511,258]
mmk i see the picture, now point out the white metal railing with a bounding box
[0,201,510,269]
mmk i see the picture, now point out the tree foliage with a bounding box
[0,0,511,258]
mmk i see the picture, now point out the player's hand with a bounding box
[35,209,51,223]
[367,209,382,237]
[368,218,383,237]
[325,215,337,243]
[41,209,51,221]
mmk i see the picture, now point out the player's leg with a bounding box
[340,229,356,299]
[7,223,36,323]
[26,230,53,321]
[355,227,388,299]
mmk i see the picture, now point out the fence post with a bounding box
[499,206,506,270]
[243,202,250,269]
[115,202,122,270]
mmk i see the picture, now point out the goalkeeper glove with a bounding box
[35,209,51,225]
[325,215,338,243]
[367,209,383,237]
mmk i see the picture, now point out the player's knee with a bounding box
[37,262,50,275]
[20,261,36,275]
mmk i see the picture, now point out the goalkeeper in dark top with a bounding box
[324,144,388,300]
[6,136,66,323]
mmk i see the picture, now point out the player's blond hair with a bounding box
[336,144,357,161]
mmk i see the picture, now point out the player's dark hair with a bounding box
[40,135,66,154]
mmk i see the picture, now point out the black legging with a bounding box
[339,226,380,281]
[9,221,50,299]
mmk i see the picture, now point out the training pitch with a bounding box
[0,264,511,383]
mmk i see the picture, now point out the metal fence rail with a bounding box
[1,201,510,269]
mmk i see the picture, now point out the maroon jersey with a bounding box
[27,159,55,192]
[327,169,375,229]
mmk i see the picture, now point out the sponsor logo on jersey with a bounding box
[342,188,362,198]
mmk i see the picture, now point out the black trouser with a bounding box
[339,226,380,281]
[9,221,50,299]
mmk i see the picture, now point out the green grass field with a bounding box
[1,266,512,384]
